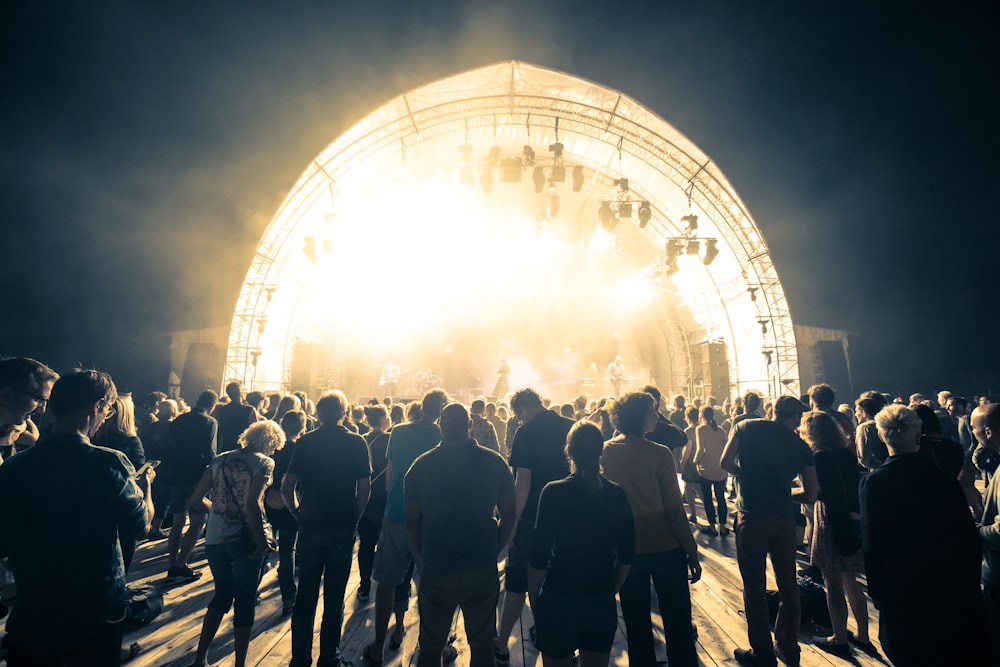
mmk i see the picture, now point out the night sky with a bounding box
[2,2,997,398]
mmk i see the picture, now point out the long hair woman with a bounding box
[527,420,633,667]
[694,406,729,536]
[188,420,284,667]
[799,410,871,658]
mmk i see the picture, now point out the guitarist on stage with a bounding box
[379,357,401,398]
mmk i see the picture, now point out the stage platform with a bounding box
[121,497,893,667]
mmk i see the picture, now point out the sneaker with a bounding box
[720,525,731,536]
[167,565,202,582]
[846,631,879,657]
[701,525,719,536]
[146,529,168,541]
[733,648,761,666]
[773,645,799,666]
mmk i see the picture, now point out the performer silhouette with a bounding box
[379,357,400,398]
[607,355,625,397]
[493,358,511,398]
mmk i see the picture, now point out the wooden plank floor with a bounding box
[122,492,891,667]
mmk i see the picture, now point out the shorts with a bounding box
[372,517,417,585]
[170,485,207,515]
[503,523,534,594]
[534,591,618,657]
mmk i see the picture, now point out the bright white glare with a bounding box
[619,275,655,307]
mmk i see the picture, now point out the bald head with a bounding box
[971,403,1000,452]
[440,402,471,440]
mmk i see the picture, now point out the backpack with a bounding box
[765,577,832,629]
[124,584,164,627]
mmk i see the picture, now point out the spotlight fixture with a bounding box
[522,145,536,166]
[618,202,633,218]
[480,168,493,194]
[681,214,698,231]
[748,286,758,302]
[303,236,319,264]
[251,348,263,367]
[702,239,719,265]
[614,178,630,192]
[256,316,268,335]
[549,142,564,159]
[501,158,522,183]
[758,319,769,334]
[666,240,683,262]
[572,165,584,192]
[686,239,701,255]
[264,286,277,303]
[598,202,617,232]
[487,146,501,166]
[551,164,566,182]
[638,201,651,228]
[533,167,546,194]
[762,349,773,365]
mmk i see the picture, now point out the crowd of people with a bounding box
[1,354,999,667]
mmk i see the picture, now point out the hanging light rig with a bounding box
[597,137,652,231]
[660,181,721,272]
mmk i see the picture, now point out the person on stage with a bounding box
[379,357,401,398]
[493,358,511,398]
[607,356,625,397]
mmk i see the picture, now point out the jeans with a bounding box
[698,477,728,527]
[357,515,381,593]
[278,526,298,606]
[290,528,355,667]
[416,565,499,667]
[735,512,799,667]
[617,548,697,667]
[206,542,266,627]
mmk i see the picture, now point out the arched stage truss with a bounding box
[225,61,800,401]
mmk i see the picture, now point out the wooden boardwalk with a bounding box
[123,500,890,667]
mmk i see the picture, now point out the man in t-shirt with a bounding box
[213,381,259,453]
[0,369,153,665]
[281,390,371,667]
[470,398,500,455]
[405,403,515,667]
[165,389,218,581]
[722,396,817,667]
[494,388,573,662]
[365,389,450,664]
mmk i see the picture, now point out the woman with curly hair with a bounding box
[188,420,285,667]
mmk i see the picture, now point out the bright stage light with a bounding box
[619,275,655,307]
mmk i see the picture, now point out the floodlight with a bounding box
[523,145,536,166]
[599,202,617,231]
[480,168,493,194]
[638,201,651,228]
[303,236,319,263]
[501,158,522,183]
[533,167,546,193]
[551,165,566,182]
[758,319,769,334]
[703,239,719,265]
[681,214,698,231]
[762,349,773,365]
[614,178,629,192]
[686,239,701,255]
[256,316,268,335]
[572,165,584,192]
[549,142,564,159]
[618,202,633,218]
[748,286,758,302]
[666,239,682,262]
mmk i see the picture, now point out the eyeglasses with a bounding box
[17,388,49,406]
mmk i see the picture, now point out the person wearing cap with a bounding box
[721,395,817,667]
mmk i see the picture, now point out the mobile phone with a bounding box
[134,460,161,478]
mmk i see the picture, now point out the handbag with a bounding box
[221,460,271,557]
